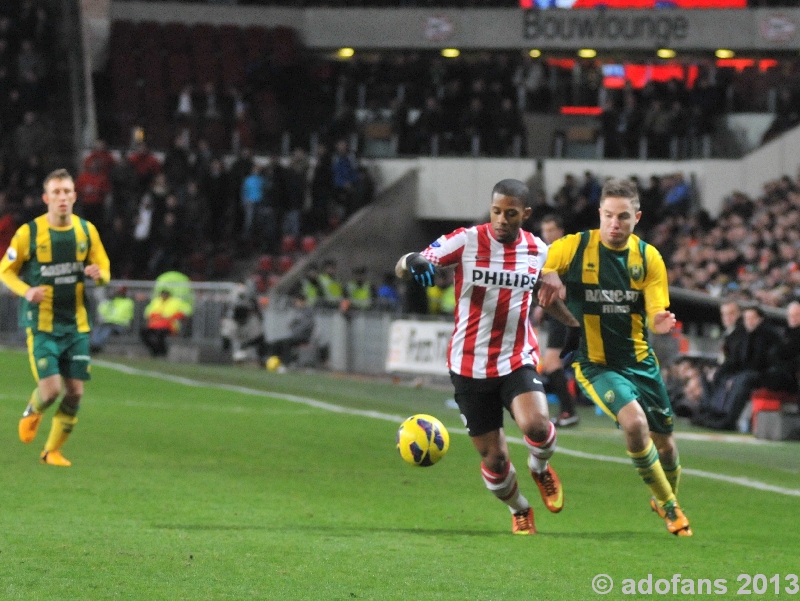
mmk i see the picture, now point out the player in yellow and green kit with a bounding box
[0,169,110,466]
[537,178,692,537]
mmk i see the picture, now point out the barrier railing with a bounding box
[0,280,240,347]
[2,285,789,373]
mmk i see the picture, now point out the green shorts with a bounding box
[26,329,92,382]
[572,354,674,435]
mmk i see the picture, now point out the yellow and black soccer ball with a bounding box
[396,414,450,467]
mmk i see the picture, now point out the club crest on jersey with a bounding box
[78,241,88,253]
[37,358,48,370]
[431,240,441,248]
[527,256,538,269]
[604,390,615,404]
[629,264,643,282]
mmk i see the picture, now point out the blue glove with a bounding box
[407,253,435,287]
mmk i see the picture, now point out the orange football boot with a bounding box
[19,412,43,443]
[531,465,564,513]
[650,497,693,536]
[512,507,536,535]
[40,450,72,467]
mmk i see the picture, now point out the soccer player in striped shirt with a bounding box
[396,178,578,535]
[0,169,111,467]
[537,177,692,536]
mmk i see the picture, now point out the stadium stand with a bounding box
[89,16,800,293]
[662,173,800,308]
[0,0,66,233]
[4,1,800,360]
[99,20,800,163]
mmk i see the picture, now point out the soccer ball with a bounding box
[396,414,450,467]
[265,355,283,372]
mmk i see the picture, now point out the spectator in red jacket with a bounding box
[0,193,17,253]
[127,142,161,193]
[82,138,116,179]
[75,158,111,231]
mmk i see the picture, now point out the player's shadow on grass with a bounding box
[153,524,271,531]
[541,531,652,541]
[153,524,651,540]
[153,524,502,536]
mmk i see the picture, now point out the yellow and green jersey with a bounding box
[543,229,669,368]
[0,214,110,334]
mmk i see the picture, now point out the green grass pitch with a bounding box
[0,349,798,600]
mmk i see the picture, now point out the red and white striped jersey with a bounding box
[421,223,548,379]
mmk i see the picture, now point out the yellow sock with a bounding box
[627,440,675,506]
[661,457,681,496]
[44,411,78,452]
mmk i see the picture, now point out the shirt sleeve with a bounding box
[420,228,467,268]
[643,244,670,330]
[0,224,32,297]
[542,232,582,275]
[534,235,549,273]
[87,222,111,286]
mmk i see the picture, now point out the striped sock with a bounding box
[661,455,681,496]
[481,462,530,513]
[524,421,557,474]
[26,388,54,415]
[628,440,675,506]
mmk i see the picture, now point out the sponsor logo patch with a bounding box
[471,268,536,291]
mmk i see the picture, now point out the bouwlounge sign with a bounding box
[524,10,689,45]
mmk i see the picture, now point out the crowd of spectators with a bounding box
[0,0,61,256]
[102,17,800,162]
[228,51,798,159]
[658,172,800,308]
[3,133,375,284]
[598,76,721,159]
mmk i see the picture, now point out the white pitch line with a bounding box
[95,360,800,498]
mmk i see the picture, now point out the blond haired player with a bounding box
[0,169,110,466]
[538,178,692,536]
